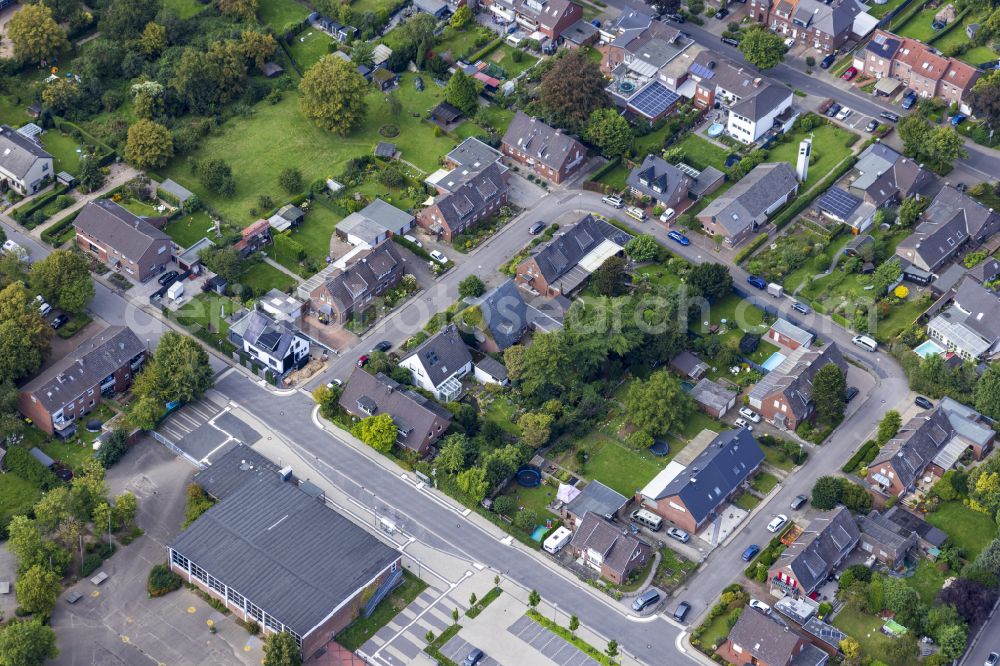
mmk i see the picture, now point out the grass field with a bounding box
[733,491,760,510]
[241,261,297,293]
[634,124,674,157]
[41,131,84,176]
[961,44,999,66]
[673,134,731,171]
[895,5,943,42]
[578,433,663,497]
[120,199,161,217]
[162,76,458,224]
[435,27,489,61]
[906,558,947,605]
[351,0,402,21]
[926,501,998,559]
[594,162,631,191]
[483,397,522,436]
[751,471,779,494]
[866,0,908,18]
[0,471,43,529]
[287,29,337,71]
[40,437,94,472]
[768,122,856,191]
[833,603,898,666]
[163,211,217,248]
[258,0,311,30]
[697,612,731,653]
[932,12,982,53]
[336,571,428,651]
[288,200,344,263]
[174,293,237,334]
[163,0,206,18]
[491,44,538,79]
[692,292,766,334]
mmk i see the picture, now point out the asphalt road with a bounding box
[960,598,1000,666]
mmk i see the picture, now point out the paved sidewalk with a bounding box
[26,162,139,240]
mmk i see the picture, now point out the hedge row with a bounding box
[887,0,932,31]
[41,208,82,246]
[928,7,973,44]
[587,156,622,184]
[467,37,504,64]
[841,439,881,473]
[12,183,70,225]
[393,235,432,261]
[734,233,770,265]
[52,117,116,166]
[771,154,858,231]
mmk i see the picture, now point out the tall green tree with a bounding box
[458,275,485,298]
[623,370,693,439]
[623,235,659,262]
[299,54,369,135]
[262,631,301,666]
[444,70,480,115]
[872,258,901,295]
[241,30,277,70]
[0,282,50,384]
[352,413,397,453]
[583,108,633,158]
[517,412,552,448]
[217,0,257,21]
[153,331,214,404]
[124,120,173,169]
[976,366,1000,420]
[811,476,843,510]
[876,410,901,444]
[812,363,846,425]
[971,70,1000,129]
[738,26,786,69]
[100,0,160,40]
[15,564,61,616]
[78,156,105,193]
[5,516,45,571]
[450,4,472,28]
[30,250,94,314]
[457,466,489,502]
[0,619,59,666]
[7,3,68,64]
[688,263,733,302]
[539,50,610,133]
[591,255,627,296]
[436,433,472,474]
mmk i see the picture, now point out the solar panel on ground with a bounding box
[630,82,680,119]
[816,187,861,219]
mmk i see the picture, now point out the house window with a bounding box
[246,602,263,622]
[229,589,246,609]
[391,561,397,573]
[171,550,189,570]
[190,563,208,584]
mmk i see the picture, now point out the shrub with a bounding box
[246,621,261,635]
[81,553,103,577]
[147,564,182,597]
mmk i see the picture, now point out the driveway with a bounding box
[507,173,547,209]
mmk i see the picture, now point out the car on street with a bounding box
[50,314,69,330]
[824,103,842,118]
[602,194,623,208]
[715,7,729,18]
[845,386,859,402]
[749,598,771,614]
[783,37,795,49]
[462,648,485,666]
[739,407,761,422]
[951,114,967,126]
[790,494,808,510]
[957,182,968,193]
[791,301,809,314]
[835,106,853,121]
[665,12,685,22]
[529,222,545,235]
[673,601,691,622]
[842,66,857,81]
[158,270,179,286]
[632,588,661,612]
[915,396,934,409]
[326,379,343,388]
[371,341,392,353]
[403,234,422,247]
[865,119,879,132]
[742,544,760,561]
[747,275,767,289]
[767,514,789,533]
[879,111,900,122]
[985,652,999,666]
[429,250,448,264]
[357,355,370,367]
[820,53,836,69]
[721,36,739,46]
[660,208,676,223]
[734,418,753,430]
[901,91,917,109]
[667,230,690,246]
[666,527,690,543]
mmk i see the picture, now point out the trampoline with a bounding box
[516,465,542,487]
[650,439,669,456]
[707,123,725,138]
[86,419,102,432]
[619,80,636,94]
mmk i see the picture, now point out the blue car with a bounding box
[741,544,760,562]
[901,91,917,110]
[747,275,767,290]
[668,230,691,246]
[950,114,967,126]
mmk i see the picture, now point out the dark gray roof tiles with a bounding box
[700,163,798,235]
[401,324,473,389]
[748,344,847,422]
[565,480,628,519]
[897,186,1000,271]
[477,279,530,350]
[0,125,51,178]
[730,82,792,122]
[779,507,860,594]
[502,111,587,173]
[626,155,691,203]
[74,200,171,264]
[726,606,803,665]
[870,408,954,490]
[431,162,507,231]
[569,512,647,576]
[230,310,299,360]
[320,241,403,311]
[446,137,502,171]
[529,215,632,284]
[193,443,280,500]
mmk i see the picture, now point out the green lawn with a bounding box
[906,558,947,605]
[39,437,94,471]
[866,0,909,18]
[925,501,998,559]
[162,76,458,224]
[692,292,766,335]
[119,199,161,217]
[502,482,558,518]
[895,5,942,42]
[241,261,297,294]
[174,293,237,334]
[871,294,931,343]
[634,124,674,157]
[163,0,206,18]
[0,471,43,530]
[961,44,999,66]
[434,27,490,61]
[594,162,630,191]
[287,29,337,71]
[286,200,344,263]
[761,444,797,472]
[677,410,722,441]
[933,12,983,53]
[751,471,779,494]
[733,491,760,510]
[491,44,538,79]
[580,433,664,497]
[336,571,428,651]
[351,0,402,21]
[636,264,683,288]
[697,612,732,653]
[833,604,898,666]
[258,0,310,30]
[746,339,780,366]
[41,131,84,176]
[768,123,855,191]
[673,134,731,171]
[163,211,216,249]
[483,397,522,436]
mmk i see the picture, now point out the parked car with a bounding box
[879,111,900,122]
[767,514,789,533]
[665,12,685,22]
[462,648,485,666]
[666,527,690,543]
[951,114,967,126]
[714,7,729,18]
[371,341,392,353]
[50,314,69,330]
[721,36,740,46]
[602,194,623,208]
[403,234,422,247]
[865,119,879,132]
[783,37,795,49]
[357,355,370,367]
[835,106,853,121]
[429,250,448,264]
[326,379,343,388]
[158,270,179,286]
[901,91,917,109]
[841,66,857,81]
[820,54,836,69]
[742,544,760,561]
[824,103,842,118]
[749,598,771,614]
[986,652,999,666]
[915,396,934,409]
[673,601,691,622]
[845,386,859,402]
[529,222,545,235]
[36,298,51,317]
[667,230,690,246]
[734,418,753,431]
[791,301,809,314]
[739,407,761,423]
[790,494,808,510]
[632,588,661,612]
[818,98,835,114]
[660,208,676,223]
[747,275,767,289]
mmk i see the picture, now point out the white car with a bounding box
[602,194,623,208]
[734,418,753,431]
[783,37,795,49]
[659,208,676,222]
[749,598,771,614]
[403,234,422,247]
[326,379,343,389]
[835,106,853,121]
[739,407,761,423]
[429,250,448,264]
[767,514,789,533]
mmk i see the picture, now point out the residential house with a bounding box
[562,481,628,526]
[750,0,873,54]
[717,607,830,666]
[228,309,310,377]
[698,163,799,246]
[669,351,708,380]
[501,112,587,184]
[515,215,632,296]
[747,343,847,431]
[0,124,52,194]
[690,378,736,419]
[605,32,689,120]
[927,277,1000,360]
[18,326,146,437]
[169,463,401,658]
[473,356,509,385]
[847,143,934,209]
[768,318,814,350]
[596,9,675,73]
[858,509,919,566]
[465,279,562,352]
[443,137,504,173]
[626,155,692,211]
[637,428,765,533]
[769,507,861,597]
[867,397,994,496]
[481,0,583,40]
[417,162,508,243]
[234,219,271,257]
[258,289,306,323]
[879,504,948,550]
[74,200,173,283]
[267,204,305,233]
[336,199,415,248]
[896,186,1000,274]
[569,512,651,584]
[338,369,452,453]
[398,324,473,402]
[308,241,405,325]
[560,19,599,47]
[859,30,980,111]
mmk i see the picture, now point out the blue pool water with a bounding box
[530,526,548,542]
[680,380,695,392]
[913,339,945,358]
[761,351,787,372]
[707,123,725,138]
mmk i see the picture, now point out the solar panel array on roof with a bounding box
[258,331,282,352]
[690,62,715,79]
[629,82,680,119]
[816,187,862,219]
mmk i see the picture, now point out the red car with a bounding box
[357,355,369,367]
[842,67,857,81]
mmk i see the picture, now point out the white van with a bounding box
[625,206,646,221]
[602,194,623,208]
[852,334,878,352]
[630,508,662,531]
[543,526,572,554]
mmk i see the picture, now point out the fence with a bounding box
[150,429,203,469]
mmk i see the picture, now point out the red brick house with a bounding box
[569,512,651,584]
[481,0,582,40]
[767,318,815,351]
[747,343,847,431]
[307,241,405,325]
[768,507,860,598]
[748,0,865,54]
[18,326,146,437]
[501,111,587,184]
[234,219,271,257]
[417,162,509,243]
[74,200,173,283]
[717,607,829,666]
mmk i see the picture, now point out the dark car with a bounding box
[50,313,69,330]
[747,275,767,290]
[825,103,842,118]
[715,7,729,18]
[820,53,836,69]
[673,601,691,622]
[371,341,392,353]
[632,588,661,612]
[957,182,968,193]
[865,119,879,133]
[845,386,859,402]
[986,652,999,666]
[879,111,900,122]
[724,153,740,168]
[529,222,545,235]
[790,494,808,510]
[357,355,370,367]
[721,36,739,46]
[158,270,179,286]
[668,230,691,246]
[741,544,760,561]
[901,91,917,109]
[915,396,933,409]
[462,648,484,666]
[665,12,685,22]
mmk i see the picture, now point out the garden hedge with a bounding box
[12,184,69,226]
[52,117,116,166]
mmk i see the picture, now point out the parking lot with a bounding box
[157,396,261,466]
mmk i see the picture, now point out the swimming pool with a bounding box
[761,351,787,372]
[707,123,725,138]
[913,339,945,358]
